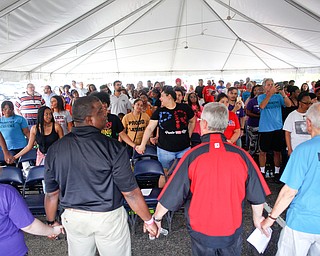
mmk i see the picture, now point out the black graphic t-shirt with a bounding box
[101,113,124,139]
[151,103,194,152]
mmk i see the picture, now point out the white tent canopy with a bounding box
[0,0,319,81]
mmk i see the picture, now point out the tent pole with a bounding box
[0,0,30,18]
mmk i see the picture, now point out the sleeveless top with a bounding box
[35,124,59,154]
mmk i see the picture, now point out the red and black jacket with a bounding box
[159,133,270,248]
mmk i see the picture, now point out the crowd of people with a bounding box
[0,77,319,256]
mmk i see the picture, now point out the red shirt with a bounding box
[224,111,240,142]
[202,86,215,103]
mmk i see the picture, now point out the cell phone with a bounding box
[277,82,284,90]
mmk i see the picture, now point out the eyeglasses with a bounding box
[189,95,197,98]
[300,101,312,105]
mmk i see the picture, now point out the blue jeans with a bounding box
[157,147,190,169]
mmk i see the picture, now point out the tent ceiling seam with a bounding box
[29,0,160,73]
[0,0,117,69]
[213,0,320,61]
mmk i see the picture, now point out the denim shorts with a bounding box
[157,147,190,169]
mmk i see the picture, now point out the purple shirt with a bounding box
[0,184,35,256]
[246,97,260,127]
[228,103,245,121]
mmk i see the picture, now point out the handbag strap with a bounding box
[132,113,142,143]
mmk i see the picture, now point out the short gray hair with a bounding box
[262,78,274,87]
[201,102,228,132]
[306,102,320,129]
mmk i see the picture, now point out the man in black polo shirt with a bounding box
[152,102,270,255]
[44,96,157,256]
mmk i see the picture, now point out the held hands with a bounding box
[150,137,158,145]
[4,151,15,164]
[143,221,158,238]
[47,221,65,239]
[135,145,145,154]
[260,217,275,238]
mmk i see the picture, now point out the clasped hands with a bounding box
[47,221,65,239]
[143,219,163,239]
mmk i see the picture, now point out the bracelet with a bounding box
[268,214,277,221]
[152,215,162,222]
[144,217,154,225]
[46,220,55,225]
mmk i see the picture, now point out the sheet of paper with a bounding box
[141,188,152,196]
[247,227,272,254]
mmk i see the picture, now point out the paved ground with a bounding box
[24,179,284,256]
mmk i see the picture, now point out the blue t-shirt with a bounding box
[0,184,35,256]
[280,135,320,234]
[257,94,284,132]
[0,115,28,150]
[242,91,250,103]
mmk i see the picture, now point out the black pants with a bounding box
[191,235,242,256]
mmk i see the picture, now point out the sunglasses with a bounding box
[300,101,312,105]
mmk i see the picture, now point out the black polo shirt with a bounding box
[44,126,138,212]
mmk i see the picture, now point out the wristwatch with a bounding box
[46,220,55,225]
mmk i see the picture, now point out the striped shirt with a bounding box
[15,92,45,120]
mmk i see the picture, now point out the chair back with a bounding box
[132,145,158,164]
[134,159,164,188]
[18,148,37,163]
[23,165,45,196]
[0,166,24,185]
[25,165,45,183]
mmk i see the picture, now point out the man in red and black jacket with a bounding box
[153,102,270,255]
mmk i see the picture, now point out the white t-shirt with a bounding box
[53,110,72,135]
[110,94,132,115]
[283,110,311,150]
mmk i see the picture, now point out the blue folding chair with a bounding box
[18,148,37,167]
[124,159,164,233]
[23,165,45,215]
[0,166,24,192]
[132,145,158,166]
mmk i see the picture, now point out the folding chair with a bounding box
[0,166,24,192]
[131,145,158,166]
[23,165,46,215]
[17,148,37,167]
[124,159,164,233]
